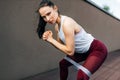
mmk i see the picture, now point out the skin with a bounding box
[39,5,82,56]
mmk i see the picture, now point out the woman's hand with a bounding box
[42,30,53,42]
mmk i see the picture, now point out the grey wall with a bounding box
[0,0,120,80]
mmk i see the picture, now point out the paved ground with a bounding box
[22,50,120,80]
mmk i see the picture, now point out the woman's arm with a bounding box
[42,17,75,56]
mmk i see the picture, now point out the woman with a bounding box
[37,0,108,80]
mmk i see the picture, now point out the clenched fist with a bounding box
[42,30,53,42]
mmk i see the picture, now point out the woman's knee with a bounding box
[59,59,72,68]
[59,59,68,67]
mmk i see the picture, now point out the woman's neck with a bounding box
[56,15,61,25]
[55,15,62,31]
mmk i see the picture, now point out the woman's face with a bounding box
[39,6,59,24]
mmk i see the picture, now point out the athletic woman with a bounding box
[37,0,108,80]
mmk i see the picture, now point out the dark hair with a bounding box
[36,0,55,39]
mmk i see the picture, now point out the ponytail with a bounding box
[37,16,47,39]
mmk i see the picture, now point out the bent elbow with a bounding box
[66,50,74,56]
[68,52,74,56]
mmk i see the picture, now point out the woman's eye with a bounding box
[46,12,51,16]
[42,16,45,18]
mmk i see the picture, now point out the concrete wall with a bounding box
[0,0,120,80]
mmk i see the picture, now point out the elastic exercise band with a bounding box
[64,56,92,77]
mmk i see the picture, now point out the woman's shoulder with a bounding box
[61,15,73,21]
[61,15,74,24]
[61,15,77,28]
[61,15,82,32]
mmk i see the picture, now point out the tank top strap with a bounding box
[60,15,65,29]
[58,15,66,43]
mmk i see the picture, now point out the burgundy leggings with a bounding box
[59,39,108,80]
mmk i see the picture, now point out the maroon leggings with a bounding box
[59,39,108,80]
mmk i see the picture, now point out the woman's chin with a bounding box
[49,21,55,24]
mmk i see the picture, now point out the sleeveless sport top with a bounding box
[58,15,94,53]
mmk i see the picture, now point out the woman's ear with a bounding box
[53,5,58,11]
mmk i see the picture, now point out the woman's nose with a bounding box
[46,16,50,21]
